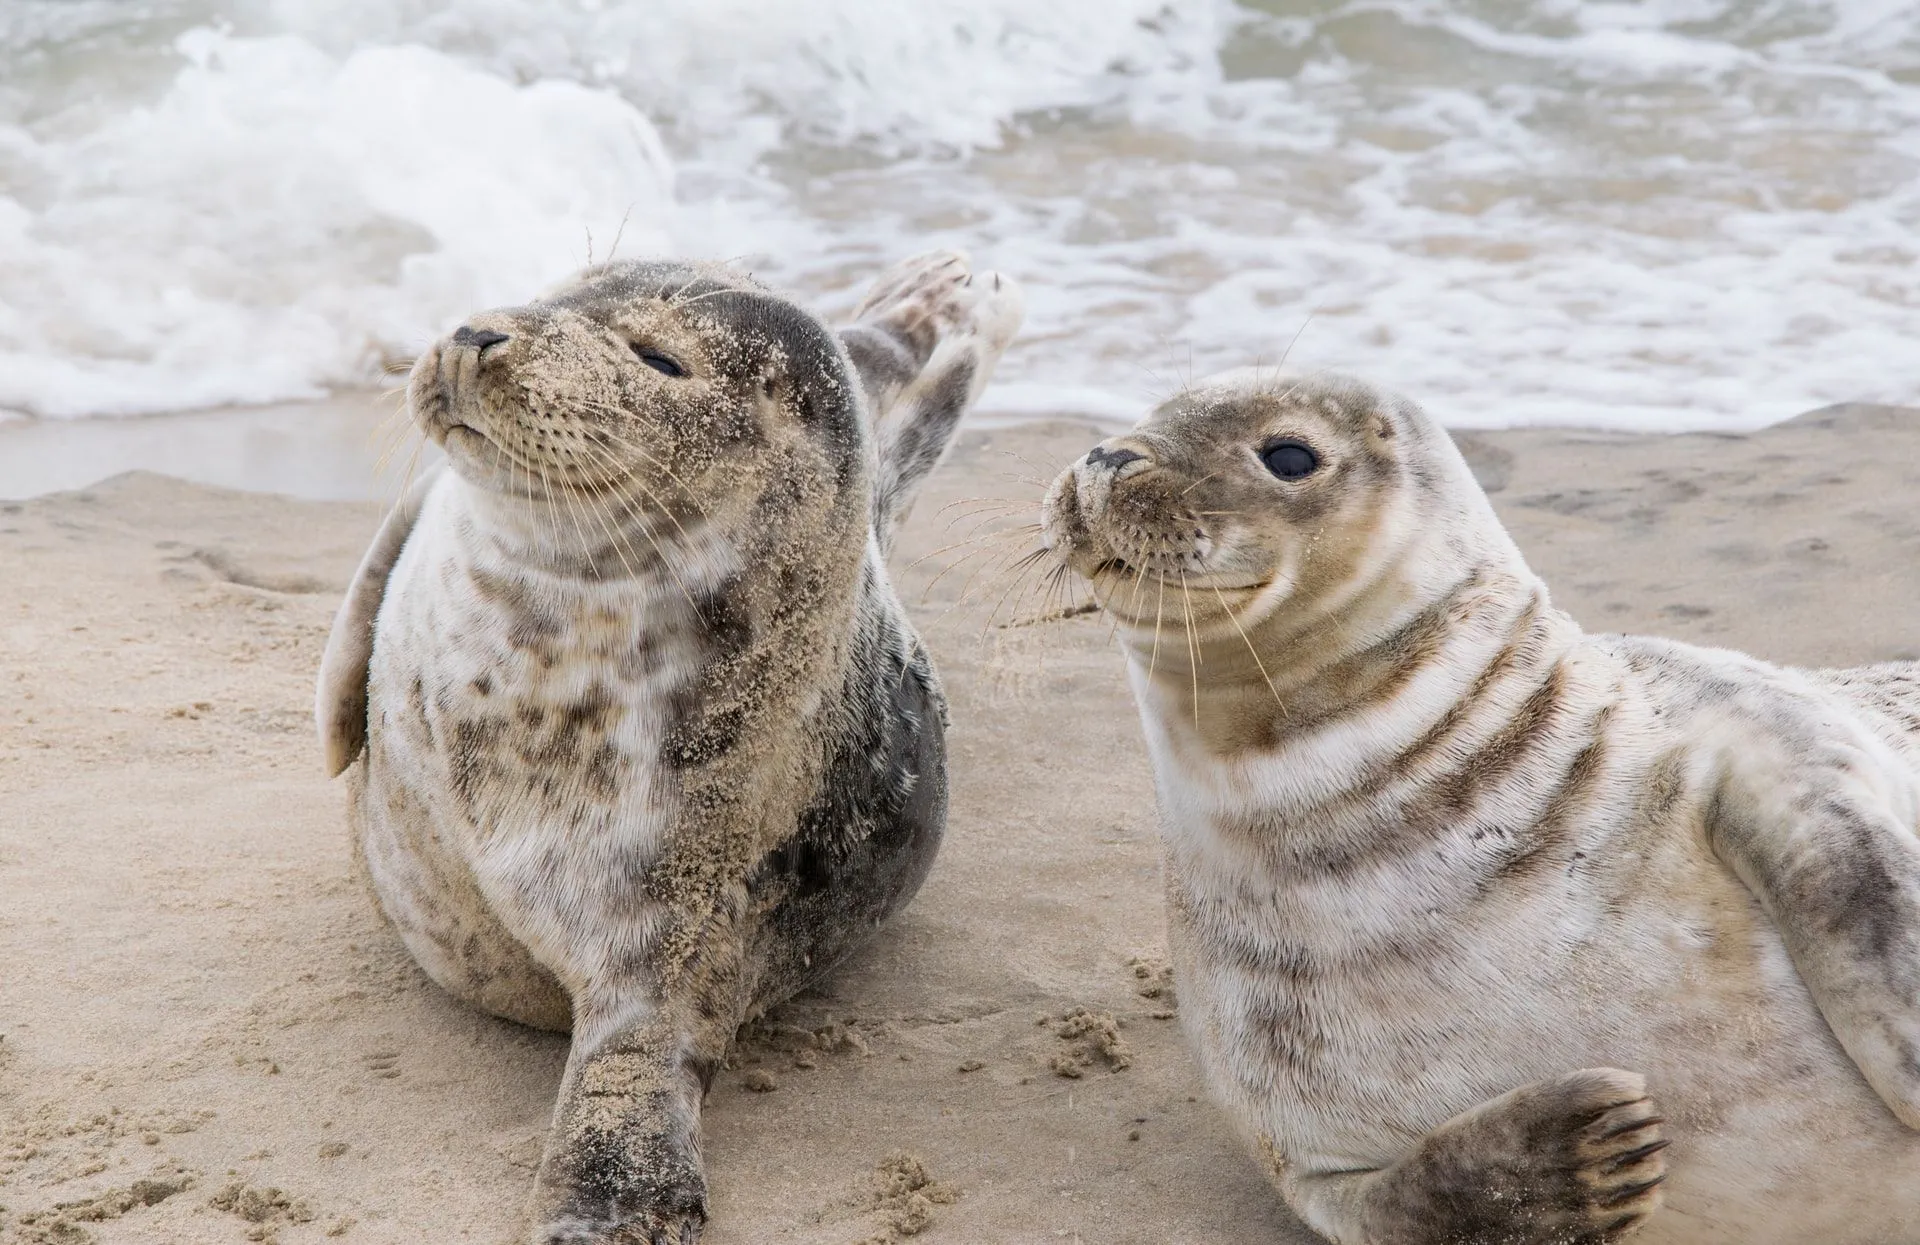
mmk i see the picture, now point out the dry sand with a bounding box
[2,402,1917,1244]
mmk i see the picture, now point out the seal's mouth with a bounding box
[441,422,492,450]
[1087,555,1265,591]
[436,419,542,482]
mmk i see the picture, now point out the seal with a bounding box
[1040,370,1920,1245]
[316,251,1022,1243]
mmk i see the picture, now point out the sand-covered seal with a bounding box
[316,252,1021,1243]
[1041,370,1920,1244]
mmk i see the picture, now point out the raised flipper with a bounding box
[315,463,446,777]
[1710,716,1920,1129]
[1278,1067,1668,1245]
[836,250,1024,552]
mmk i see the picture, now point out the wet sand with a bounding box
[1,401,1916,1244]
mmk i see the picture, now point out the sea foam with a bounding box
[1,0,1915,429]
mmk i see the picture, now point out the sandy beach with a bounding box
[2,401,1917,1245]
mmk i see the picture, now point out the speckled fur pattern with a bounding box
[1041,370,1920,1245]
[316,253,1021,1244]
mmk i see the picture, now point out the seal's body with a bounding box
[1043,371,1920,1244]
[318,254,1021,1243]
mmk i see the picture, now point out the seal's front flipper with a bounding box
[1711,737,1920,1129]
[529,1010,718,1245]
[837,250,1024,552]
[1281,1068,1668,1245]
[315,463,445,777]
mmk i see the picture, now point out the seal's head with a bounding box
[409,260,867,551]
[1042,370,1509,639]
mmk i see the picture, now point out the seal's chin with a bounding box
[436,422,514,479]
[1082,557,1274,627]
[425,418,550,500]
[441,423,490,453]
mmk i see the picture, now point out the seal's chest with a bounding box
[371,551,707,850]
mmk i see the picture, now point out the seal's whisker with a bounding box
[1177,571,1201,728]
[520,443,548,562]
[1003,563,1093,629]
[1148,574,1167,684]
[934,493,1037,517]
[373,423,422,481]
[1009,549,1068,628]
[568,439,708,612]
[571,395,672,440]
[954,514,1040,544]
[941,538,1043,623]
[979,548,1054,637]
[938,501,1031,532]
[903,525,1035,578]
[370,390,411,436]
[1274,311,1317,374]
[571,404,712,515]
[1273,366,1336,408]
[1180,471,1222,498]
[565,472,637,582]
[990,446,1072,485]
[1011,563,1070,628]
[920,538,1040,631]
[580,431,707,519]
[567,419,711,546]
[1109,555,1154,647]
[564,439,655,556]
[535,453,601,578]
[557,445,647,583]
[947,538,1038,610]
[393,431,429,511]
[371,393,423,473]
[1212,582,1287,717]
[1051,568,1091,622]
[603,204,635,266]
[915,540,1011,604]
[664,284,751,312]
[941,508,1032,541]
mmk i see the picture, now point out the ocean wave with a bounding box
[0,0,1229,418]
[1,0,1916,429]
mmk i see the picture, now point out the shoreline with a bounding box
[2,391,1893,505]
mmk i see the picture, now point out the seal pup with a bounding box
[1041,370,1920,1244]
[316,252,1022,1243]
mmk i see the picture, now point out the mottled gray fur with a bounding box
[1042,369,1920,1245]
[316,253,1021,1244]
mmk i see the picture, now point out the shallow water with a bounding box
[2,1,1917,461]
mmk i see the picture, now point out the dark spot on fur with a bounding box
[693,579,752,658]
[472,566,561,651]
[1274,575,1490,744]
[449,716,506,807]
[743,619,947,995]
[664,701,747,769]
[584,740,623,800]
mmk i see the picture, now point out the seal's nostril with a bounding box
[452,326,509,351]
[1085,446,1146,472]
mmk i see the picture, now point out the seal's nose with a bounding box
[452,325,509,351]
[1073,440,1153,523]
[1084,446,1144,471]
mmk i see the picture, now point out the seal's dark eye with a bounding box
[1261,439,1320,481]
[632,345,684,377]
